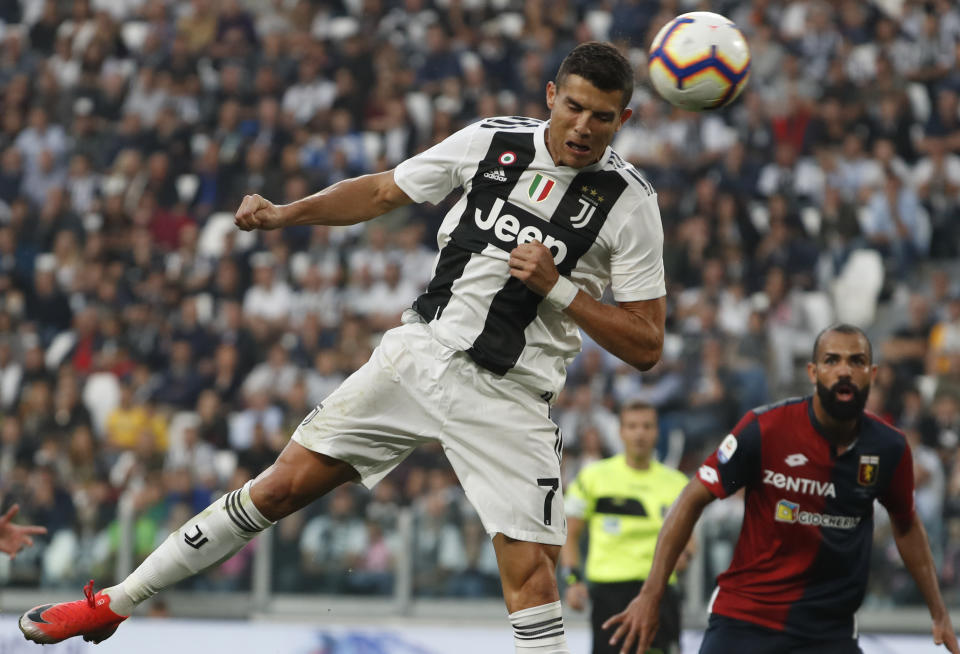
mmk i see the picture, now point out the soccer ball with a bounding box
[647,11,751,111]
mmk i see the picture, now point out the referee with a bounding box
[561,400,690,654]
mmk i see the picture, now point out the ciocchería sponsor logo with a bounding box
[763,469,836,497]
[775,499,861,529]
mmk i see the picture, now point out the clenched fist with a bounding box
[508,241,560,296]
[235,194,285,231]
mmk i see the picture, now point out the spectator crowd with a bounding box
[1,0,960,608]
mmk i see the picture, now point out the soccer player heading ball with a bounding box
[605,325,959,654]
[21,42,667,654]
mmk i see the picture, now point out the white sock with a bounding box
[509,600,570,653]
[104,481,273,615]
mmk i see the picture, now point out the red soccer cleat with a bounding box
[19,579,128,644]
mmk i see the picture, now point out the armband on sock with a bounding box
[544,277,578,311]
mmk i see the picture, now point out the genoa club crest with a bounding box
[858,455,879,486]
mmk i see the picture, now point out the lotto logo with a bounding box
[785,453,808,467]
[698,465,719,485]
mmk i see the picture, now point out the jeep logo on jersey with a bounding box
[474,197,568,264]
[858,455,879,486]
[763,470,836,497]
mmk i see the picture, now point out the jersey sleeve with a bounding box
[564,469,593,520]
[879,440,916,527]
[608,193,666,302]
[393,122,479,204]
[696,411,762,499]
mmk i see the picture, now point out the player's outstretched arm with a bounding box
[508,242,664,370]
[0,505,46,558]
[603,480,714,654]
[891,513,960,654]
[235,170,414,231]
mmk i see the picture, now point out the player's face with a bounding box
[620,408,658,463]
[807,331,877,422]
[545,75,632,168]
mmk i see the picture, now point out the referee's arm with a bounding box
[560,516,588,611]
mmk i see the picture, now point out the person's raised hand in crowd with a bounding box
[0,505,46,558]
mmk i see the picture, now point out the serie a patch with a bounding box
[717,434,738,463]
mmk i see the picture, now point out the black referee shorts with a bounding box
[589,581,680,654]
[699,614,862,654]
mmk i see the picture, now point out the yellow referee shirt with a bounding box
[565,455,688,583]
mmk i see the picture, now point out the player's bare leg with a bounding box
[20,441,358,645]
[494,534,571,654]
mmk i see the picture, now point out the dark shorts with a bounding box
[589,581,679,654]
[699,614,862,654]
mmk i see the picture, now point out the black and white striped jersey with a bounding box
[394,116,665,396]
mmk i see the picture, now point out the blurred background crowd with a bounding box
[1,0,960,611]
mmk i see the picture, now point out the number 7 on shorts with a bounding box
[537,478,559,525]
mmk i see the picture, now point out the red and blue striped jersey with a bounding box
[696,396,914,639]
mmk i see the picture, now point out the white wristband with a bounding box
[543,276,578,310]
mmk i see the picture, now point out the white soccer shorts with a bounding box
[293,321,566,545]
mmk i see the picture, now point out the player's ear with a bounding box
[546,81,557,110]
[806,361,817,384]
[869,363,878,382]
[617,107,633,130]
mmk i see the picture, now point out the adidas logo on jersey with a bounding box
[483,167,508,182]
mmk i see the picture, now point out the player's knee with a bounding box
[250,451,355,520]
[250,461,324,520]
[249,466,297,520]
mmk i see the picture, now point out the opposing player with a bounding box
[561,401,690,654]
[604,324,959,654]
[20,42,666,654]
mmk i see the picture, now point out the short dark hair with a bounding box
[555,42,634,109]
[619,399,657,417]
[811,323,873,364]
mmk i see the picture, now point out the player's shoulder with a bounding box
[729,396,807,440]
[651,461,689,486]
[750,396,808,419]
[477,115,544,131]
[862,411,909,449]
[603,149,656,199]
[575,454,623,483]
